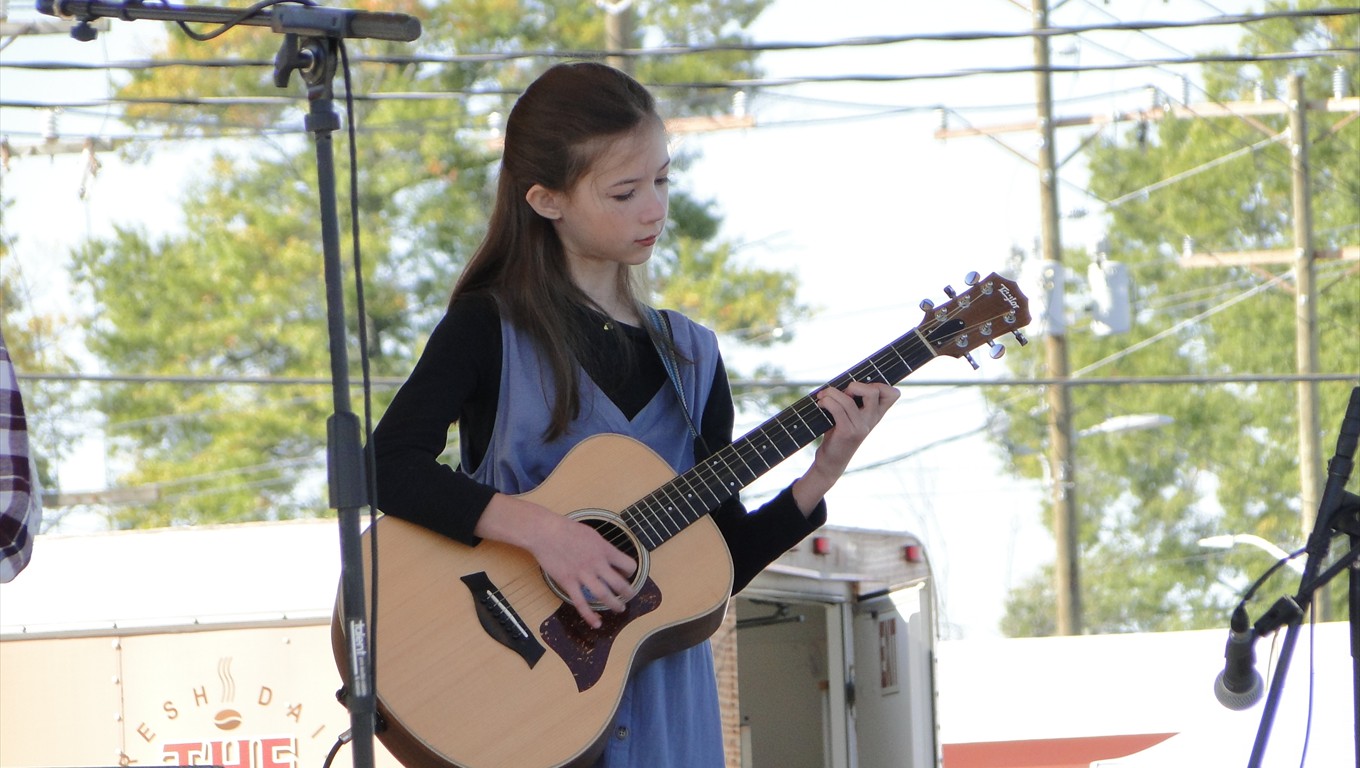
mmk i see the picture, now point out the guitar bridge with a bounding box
[461,571,546,668]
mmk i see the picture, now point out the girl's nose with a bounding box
[645,187,668,224]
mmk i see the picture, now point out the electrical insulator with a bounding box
[731,91,747,119]
[1023,259,1066,336]
[1088,261,1131,336]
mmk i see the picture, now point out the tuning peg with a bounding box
[965,271,980,286]
[962,353,980,370]
[1013,330,1029,346]
[942,285,957,298]
[988,340,1006,359]
[919,298,935,312]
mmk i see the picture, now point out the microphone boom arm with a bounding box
[37,0,421,41]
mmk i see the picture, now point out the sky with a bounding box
[0,0,1270,639]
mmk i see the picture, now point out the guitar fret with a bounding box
[638,507,666,550]
[628,499,667,549]
[654,488,691,531]
[740,437,778,471]
[639,502,671,543]
[650,494,684,540]
[770,416,800,452]
[778,416,815,449]
[673,471,722,517]
[686,463,727,508]
[721,450,758,488]
[752,436,787,466]
[687,465,729,509]
[885,345,913,377]
[705,453,748,494]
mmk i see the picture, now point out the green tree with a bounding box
[1,195,82,520]
[993,1,1359,635]
[70,0,807,528]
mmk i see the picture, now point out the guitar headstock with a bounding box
[918,272,1031,369]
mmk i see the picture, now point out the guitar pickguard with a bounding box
[541,577,663,692]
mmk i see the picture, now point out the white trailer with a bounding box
[731,525,940,768]
[0,520,938,768]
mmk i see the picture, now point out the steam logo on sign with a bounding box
[122,655,330,767]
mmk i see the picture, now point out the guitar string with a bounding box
[611,296,1019,553]
[623,303,1015,552]
[479,382,851,616]
[503,286,1021,609]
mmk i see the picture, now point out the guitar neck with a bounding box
[620,270,1030,552]
[622,322,948,552]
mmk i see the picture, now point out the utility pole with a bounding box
[1287,72,1330,620]
[1175,81,1354,603]
[598,0,636,74]
[1288,73,1322,545]
[1032,0,1082,636]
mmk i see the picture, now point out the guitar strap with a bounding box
[644,305,712,460]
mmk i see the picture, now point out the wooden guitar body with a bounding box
[334,434,734,768]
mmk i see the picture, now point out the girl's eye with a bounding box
[611,177,668,201]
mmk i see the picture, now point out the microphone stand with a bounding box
[1247,385,1360,768]
[37,3,422,766]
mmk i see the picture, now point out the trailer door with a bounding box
[849,583,939,768]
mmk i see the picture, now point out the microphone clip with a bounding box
[1252,595,1305,638]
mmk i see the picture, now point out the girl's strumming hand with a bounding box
[476,493,637,629]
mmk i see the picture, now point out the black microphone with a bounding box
[1214,605,1264,710]
[1317,386,1360,521]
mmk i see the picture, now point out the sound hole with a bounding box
[585,516,640,560]
[546,509,651,610]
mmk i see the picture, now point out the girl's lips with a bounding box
[635,235,658,247]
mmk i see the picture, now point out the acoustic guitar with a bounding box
[333,271,1030,768]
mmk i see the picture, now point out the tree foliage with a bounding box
[69,0,807,527]
[992,1,1358,636]
[1,197,82,516]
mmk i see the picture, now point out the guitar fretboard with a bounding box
[621,320,956,551]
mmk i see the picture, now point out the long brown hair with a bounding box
[453,61,660,440]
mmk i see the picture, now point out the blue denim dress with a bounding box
[467,309,726,768]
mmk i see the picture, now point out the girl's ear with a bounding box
[526,184,563,220]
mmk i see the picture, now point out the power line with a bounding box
[3,8,1350,177]
[3,47,1350,85]
[4,5,1352,67]
[17,371,1359,389]
[3,5,1354,75]
[0,85,1163,144]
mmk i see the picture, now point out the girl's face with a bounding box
[540,120,671,281]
